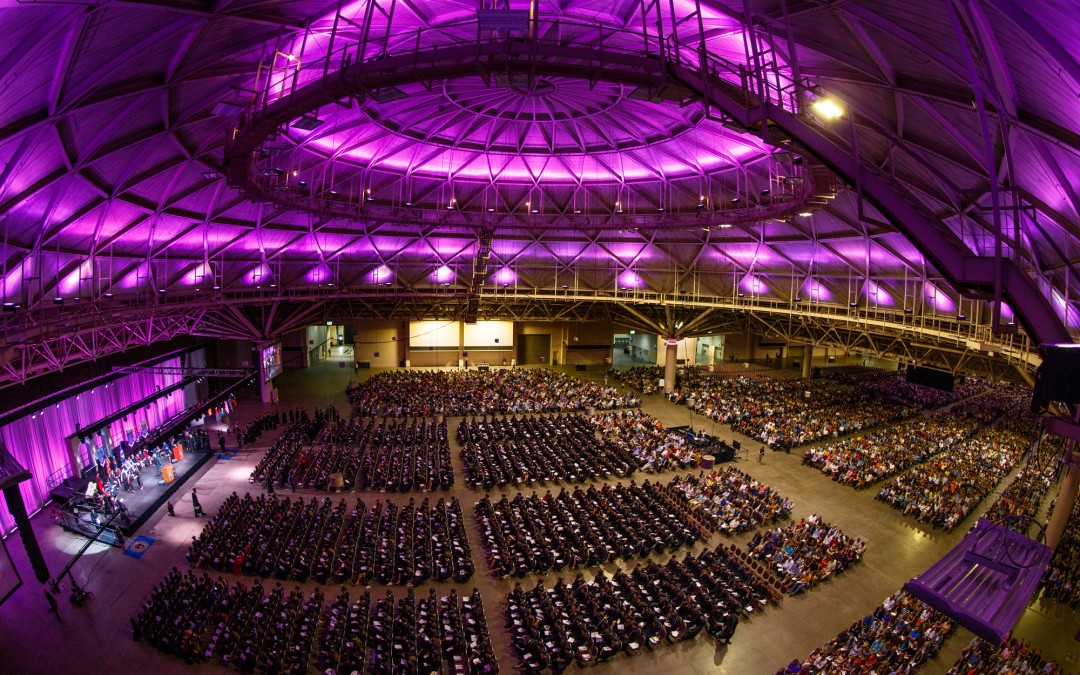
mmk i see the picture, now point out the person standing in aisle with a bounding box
[191,488,204,517]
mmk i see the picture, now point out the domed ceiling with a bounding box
[0,0,1077,385]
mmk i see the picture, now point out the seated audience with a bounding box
[947,636,1061,674]
[348,369,640,416]
[746,514,865,595]
[667,468,792,534]
[774,590,954,674]
[476,481,710,578]
[508,542,775,671]
[458,413,637,488]
[131,569,498,673]
[187,492,473,586]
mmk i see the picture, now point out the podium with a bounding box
[161,464,175,483]
[172,444,184,462]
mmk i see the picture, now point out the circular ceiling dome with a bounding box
[294,75,769,185]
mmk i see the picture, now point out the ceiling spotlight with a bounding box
[405,201,413,206]
[269,283,277,288]
[903,308,913,314]
[850,302,858,307]
[760,189,770,196]
[798,211,813,217]
[488,208,495,212]
[737,292,745,297]
[158,288,167,294]
[811,98,844,120]
[794,297,802,302]
[657,207,664,212]
[957,313,967,320]
[574,209,581,214]
[531,209,538,213]
[327,282,334,286]
[104,292,114,299]
[730,197,740,204]
[562,284,568,289]
[213,284,221,290]
[53,297,64,305]
[696,202,705,209]
[2,302,17,313]
[298,181,307,187]
[384,282,392,286]
[718,223,733,229]
[328,190,338,195]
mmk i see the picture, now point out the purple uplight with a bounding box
[801,276,831,302]
[862,280,894,306]
[618,270,643,289]
[924,282,956,312]
[365,264,393,284]
[494,267,516,285]
[307,263,334,284]
[433,265,454,283]
[739,273,767,295]
[248,263,270,285]
[58,261,92,295]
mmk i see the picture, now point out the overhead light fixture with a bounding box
[657,207,664,212]
[269,283,277,288]
[798,211,813,217]
[53,297,63,305]
[760,189,770,196]
[730,197,740,204]
[201,170,223,179]
[811,98,844,120]
[158,288,167,294]
[574,209,581,214]
[718,223,733,229]
[213,284,221,290]
[488,208,495,212]
[957,313,967,320]
[405,201,413,206]
[2,302,17,313]
[104,292,114,299]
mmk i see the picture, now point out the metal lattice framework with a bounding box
[1,0,1078,388]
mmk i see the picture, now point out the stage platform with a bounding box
[53,449,215,541]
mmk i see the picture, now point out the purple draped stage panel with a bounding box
[904,519,1052,644]
[0,357,191,534]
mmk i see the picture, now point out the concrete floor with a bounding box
[0,350,1077,675]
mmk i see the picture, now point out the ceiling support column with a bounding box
[664,338,678,393]
[1046,457,1079,550]
[802,344,813,380]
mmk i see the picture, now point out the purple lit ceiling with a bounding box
[0,0,1077,382]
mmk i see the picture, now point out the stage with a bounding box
[52,448,215,542]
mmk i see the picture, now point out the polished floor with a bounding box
[0,352,1077,675]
